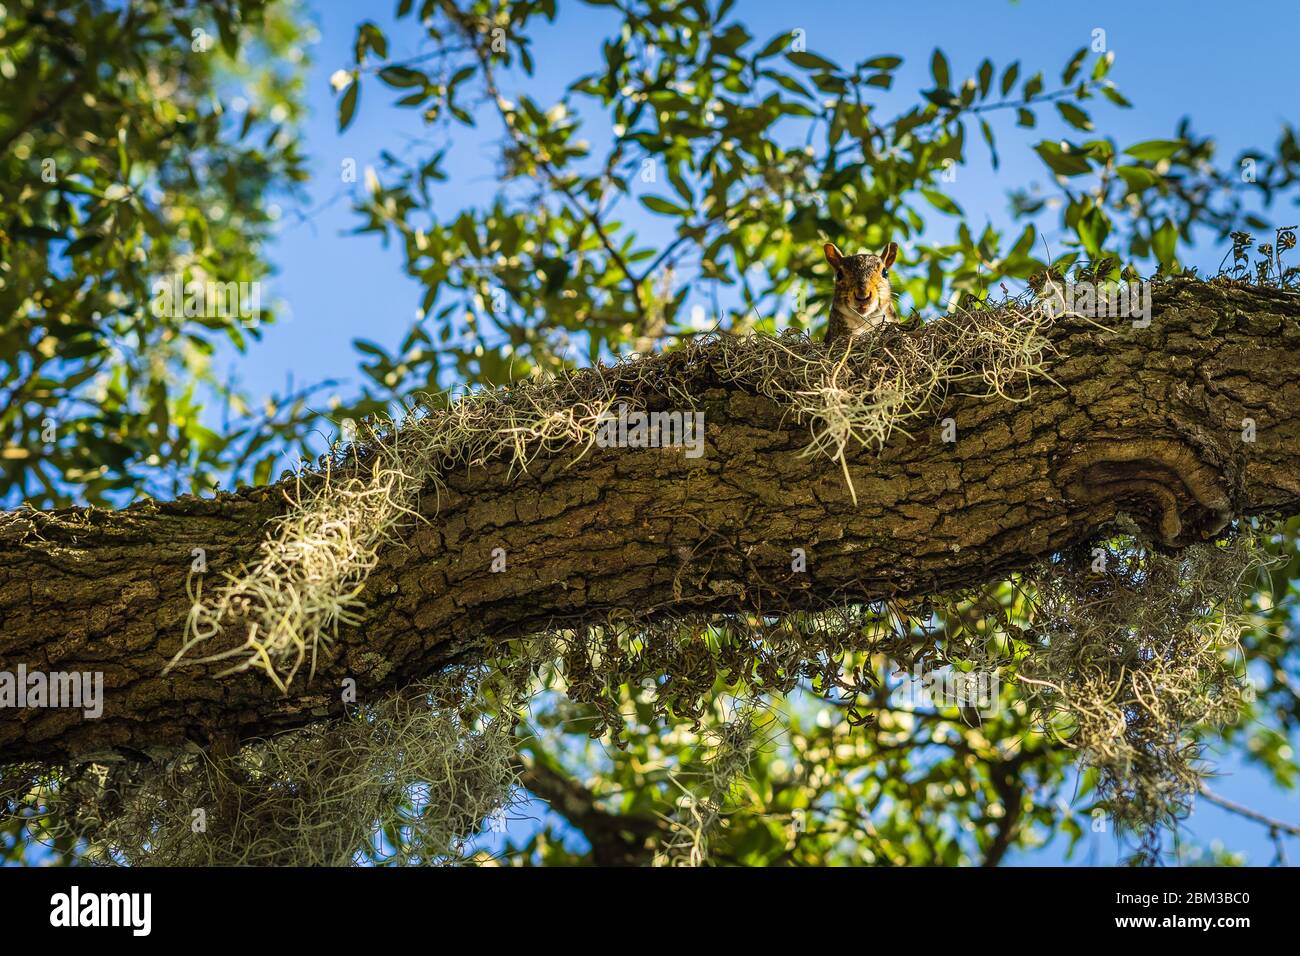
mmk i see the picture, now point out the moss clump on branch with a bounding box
[2,669,517,866]
[655,701,761,867]
[1017,522,1271,845]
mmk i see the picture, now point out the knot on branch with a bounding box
[1059,439,1233,546]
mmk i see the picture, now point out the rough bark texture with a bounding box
[2,278,1298,763]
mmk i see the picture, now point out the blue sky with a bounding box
[231,0,1300,865]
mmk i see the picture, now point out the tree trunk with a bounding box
[2,278,1298,763]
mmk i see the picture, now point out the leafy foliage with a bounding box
[0,0,317,507]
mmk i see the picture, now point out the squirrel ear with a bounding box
[823,242,844,268]
[881,241,898,269]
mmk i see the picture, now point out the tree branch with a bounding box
[2,278,1299,764]
[515,755,665,865]
[1197,782,1300,837]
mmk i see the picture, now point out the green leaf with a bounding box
[57,335,103,360]
[756,31,793,59]
[1152,219,1179,266]
[1100,84,1132,108]
[13,224,64,241]
[353,338,391,360]
[1061,47,1088,84]
[1056,102,1093,131]
[930,48,950,89]
[922,89,960,109]
[786,51,839,72]
[811,73,847,94]
[1035,140,1092,176]
[354,21,388,63]
[337,77,359,131]
[1000,61,1020,96]
[921,188,963,216]
[1076,207,1110,258]
[1124,139,1184,162]
[667,165,693,204]
[64,233,107,257]
[378,66,426,88]
[980,118,999,170]
[640,195,689,217]
[711,23,751,55]
[764,70,812,98]
[862,55,903,70]
[1116,165,1160,191]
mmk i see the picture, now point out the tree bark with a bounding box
[2,278,1298,763]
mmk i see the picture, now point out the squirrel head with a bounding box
[824,240,898,315]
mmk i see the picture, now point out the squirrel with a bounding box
[822,240,899,346]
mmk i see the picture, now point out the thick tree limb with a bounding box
[2,278,1299,763]
[515,757,665,865]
